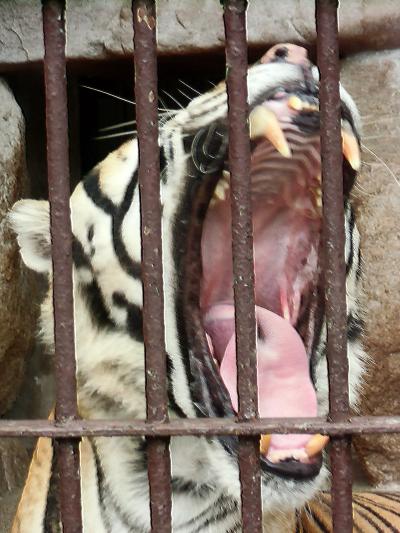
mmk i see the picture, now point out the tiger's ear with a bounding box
[9,199,52,273]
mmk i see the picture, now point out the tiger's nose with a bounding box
[261,43,309,66]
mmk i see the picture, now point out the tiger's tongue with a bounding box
[204,304,317,452]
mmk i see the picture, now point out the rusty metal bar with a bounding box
[223,1,262,531]
[132,1,171,531]
[316,1,353,532]
[42,1,82,531]
[1,415,400,438]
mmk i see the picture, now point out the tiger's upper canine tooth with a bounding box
[259,434,271,455]
[249,106,292,158]
[304,434,330,458]
[342,129,361,171]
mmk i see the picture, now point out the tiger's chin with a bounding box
[179,43,361,499]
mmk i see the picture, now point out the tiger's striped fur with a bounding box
[10,45,367,532]
[297,492,400,532]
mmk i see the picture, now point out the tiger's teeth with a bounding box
[314,187,322,208]
[213,179,230,202]
[249,106,292,158]
[342,129,361,171]
[304,434,330,457]
[260,434,271,455]
[288,95,304,111]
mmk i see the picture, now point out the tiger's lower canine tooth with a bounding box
[259,434,271,455]
[288,95,303,111]
[342,129,361,171]
[304,434,329,457]
[213,180,229,201]
[249,106,292,158]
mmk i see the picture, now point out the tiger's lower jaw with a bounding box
[204,435,329,515]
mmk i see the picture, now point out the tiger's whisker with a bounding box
[362,143,400,188]
[177,88,193,102]
[94,130,137,140]
[353,182,374,197]
[81,85,175,114]
[81,85,136,106]
[99,120,137,133]
[158,96,178,120]
[161,89,185,110]
[178,79,202,95]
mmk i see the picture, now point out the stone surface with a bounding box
[341,50,400,484]
[2,0,400,67]
[0,78,36,415]
[0,439,30,533]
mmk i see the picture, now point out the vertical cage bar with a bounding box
[132,1,172,531]
[316,1,353,532]
[223,1,262,531]
[42,1,82,531]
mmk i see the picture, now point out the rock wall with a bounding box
[0,79,36,415]
[0,79,37,533]
[342,50,400,485]
[2,0,400,68]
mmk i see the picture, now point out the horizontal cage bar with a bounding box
[1,416,399,438]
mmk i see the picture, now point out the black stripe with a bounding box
[82,280,115,331]
[379,494,400,504]
[92,441,146,533]
[72,236,92,270]
[317,494,364,533]
[111,172,142,279]
[92,441,113,532]
[166,356,187,418]
[171,477,214,498]
[353,499,391,533]
[191,496,238,533]
[83,170,116,216]
[226,524,242,533]
[178,494,238,533]
[347,312,364,342]
[346,207,355,275]
[356,247,362,281]
[307,509,330,533]
[355,494,400,519]
[44,442,62,533]
[83,168,141,279]
[160,144,168,184]
[295,511,302,533]
[172,165,204,404]
[112,291,143,342]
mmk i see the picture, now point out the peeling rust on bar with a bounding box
[132,1,171,531]
[1,416,400,438]
[316,1,353,532]
[42,0,82,531]
[224,1,262,531]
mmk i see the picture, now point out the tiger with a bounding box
[9,43,367,532]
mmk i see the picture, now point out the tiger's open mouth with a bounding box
[180,44,360,482]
